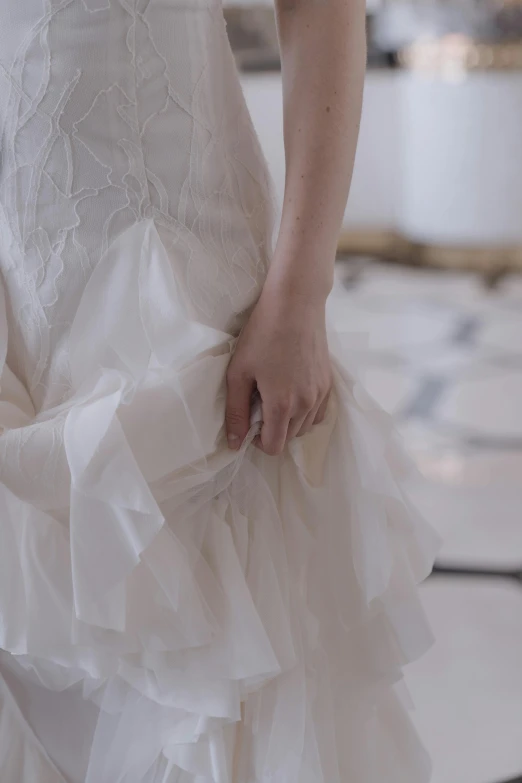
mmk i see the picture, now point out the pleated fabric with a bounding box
[0,2,439,781]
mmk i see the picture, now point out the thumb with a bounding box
[225,366,255,450]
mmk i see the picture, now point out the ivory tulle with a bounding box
[0,220,439,783]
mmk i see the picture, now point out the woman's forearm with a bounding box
[267,0,366,301]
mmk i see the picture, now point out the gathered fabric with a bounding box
[0,2,439,782]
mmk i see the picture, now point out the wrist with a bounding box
[264,255,334,308]
[267,227,337,299]
[262,271,331,313]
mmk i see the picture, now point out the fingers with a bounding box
[259,398,292,456]
[287,413,308,442]
[295,390,331,438]
[226,368,255,450]
[295,409,316,438]
[313,391,330,425]
[256,393,330,456]
[258,388,331,455]
[226,373,326,456]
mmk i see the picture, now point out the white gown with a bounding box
[0,1,440,782]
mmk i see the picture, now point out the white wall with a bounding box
[241,70,400,232]
[399,71,522,246]
[242,69,522,246]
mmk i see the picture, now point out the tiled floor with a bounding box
[330,259,522,783]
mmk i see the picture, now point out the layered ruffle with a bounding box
[0,220,439,783]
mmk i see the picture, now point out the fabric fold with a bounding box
[0,220,439,783]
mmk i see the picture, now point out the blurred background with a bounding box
[224,2,522,782]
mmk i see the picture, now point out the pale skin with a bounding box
[225,0,367,456]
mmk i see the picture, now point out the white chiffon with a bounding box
[0,2,440,782]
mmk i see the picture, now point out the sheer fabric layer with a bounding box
[0,2,439,782]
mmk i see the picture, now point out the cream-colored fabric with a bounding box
[0,2,439,782]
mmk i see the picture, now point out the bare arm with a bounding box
[268,0,366,300]
[226,0,366,455]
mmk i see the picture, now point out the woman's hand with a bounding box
[223,0,365,458]
[225,283,332,456]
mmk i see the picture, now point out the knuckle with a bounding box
[319,385,331,404]
[298,391,316,410]
[225,408,246,426]
[318,379,328,395]
[226,358,249,380]
[226,367,242,385]
[270,397,292,417]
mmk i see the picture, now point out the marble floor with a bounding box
[329,259,522,783]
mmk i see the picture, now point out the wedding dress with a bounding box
[0,1,439,782]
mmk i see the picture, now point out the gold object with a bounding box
[400,35,522,73]
[337,228,522,273]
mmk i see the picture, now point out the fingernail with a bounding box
[228,434,240,450]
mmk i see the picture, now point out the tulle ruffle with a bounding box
[0,220,439,783]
